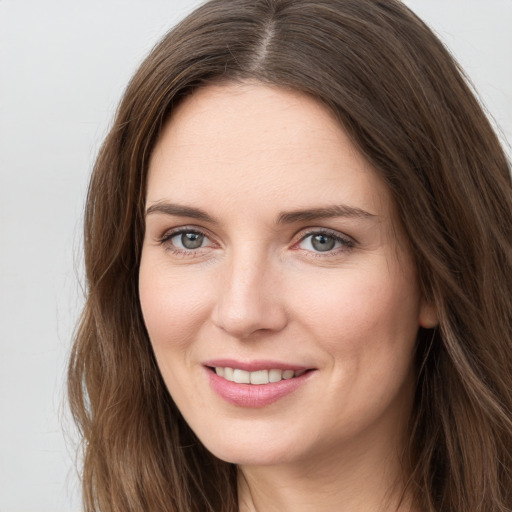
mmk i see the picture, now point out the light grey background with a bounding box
[0,1,510,511]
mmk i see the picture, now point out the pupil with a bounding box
[181,232,204,249]
[312,234,335,252]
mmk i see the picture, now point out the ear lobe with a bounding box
[419,299,438,329]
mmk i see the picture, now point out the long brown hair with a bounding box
[68,1,512,510]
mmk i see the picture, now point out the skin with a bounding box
[139,83,437,512]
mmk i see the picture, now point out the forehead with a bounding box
[147,83,392,218]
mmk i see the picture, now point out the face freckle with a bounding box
[138,82,431,470]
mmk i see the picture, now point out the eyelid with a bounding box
[292,227,356,253]
[295,226,355,243]
[158,225,213,243]
[157,225,219,258]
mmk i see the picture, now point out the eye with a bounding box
[174,231,207,249]
[161,229,214,251]
[297,231,353,253]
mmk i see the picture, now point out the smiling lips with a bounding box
[205,361,313,407]
[214,367,307,384]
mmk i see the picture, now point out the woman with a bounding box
[68,0,512,511]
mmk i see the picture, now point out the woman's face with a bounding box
[139,83,436,468]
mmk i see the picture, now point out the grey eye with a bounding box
[298,232,348,253]
[311,234,336,252]
[169,231,209,250]
[180,232,205,249]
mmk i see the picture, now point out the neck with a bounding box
[237,429,417,512]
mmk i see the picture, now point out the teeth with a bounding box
[282,370,294,379]
[250,370,268,385]
[268,369,282,383]
[214,367,306,385]
[233,369,250,384]
[224,367,234,381]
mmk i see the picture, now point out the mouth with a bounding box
[208,366,308,385]
[204,361,315,407]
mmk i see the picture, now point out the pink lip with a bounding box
[204,361,315,408]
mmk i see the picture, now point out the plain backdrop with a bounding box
[0,1,510,511]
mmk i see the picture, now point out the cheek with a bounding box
[294,267,420,430]
[138,258,213,351]
[292,264,421,362]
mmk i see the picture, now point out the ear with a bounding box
[419,298,438,329]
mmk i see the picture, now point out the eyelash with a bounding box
[158,227,214,256]
[293,229,355,256]
[157,227,355,257]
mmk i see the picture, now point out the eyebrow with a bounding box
[145,202,217,223]
[276,205,376,224]
[145,201,376,224]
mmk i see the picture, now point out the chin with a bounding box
[198,430,301,467]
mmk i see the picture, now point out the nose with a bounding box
[211,250,288,339]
